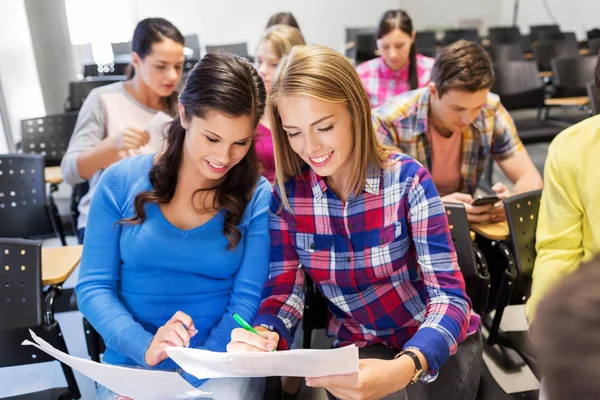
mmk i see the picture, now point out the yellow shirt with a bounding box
[527,115,600,321]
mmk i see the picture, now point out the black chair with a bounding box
[184,34,200,57]
[0,238,80,399]
[532,40,579,72]
[485,43,525,62]
[83,62,129,77]
[66,76,125,112]
[0,154,65,244]
[205,42,249,58]
[485,190,543,379]
[488,26,522,45]
[587,81,600,115]
[444,203,490,315]
[550,55,597,98]
[110,41,131,57]
[538,31,576,44]
[415,30,438,57]
[529,24,561,42]
[355,33,378,64]
[589,38,600,56]
[20,113,78,168]
[441,28,480,45]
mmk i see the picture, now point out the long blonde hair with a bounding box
[258,24,306,59]
[269,44,389,212]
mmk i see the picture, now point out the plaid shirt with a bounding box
[254,153,480,379]
[356,55,434,108]
[373,88,524,195]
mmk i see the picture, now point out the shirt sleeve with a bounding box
[75,164,154,368]
[490,101,524,161]
[200,178,272,352]
[401,162,474,380]
[373,111,400,148]
[253,186,306,350]
[60,88,107,185]
[526,141,584,322]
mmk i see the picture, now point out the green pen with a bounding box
[232,313,276,352]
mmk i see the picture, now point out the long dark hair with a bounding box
[376,10,418,90]
[120,52,266,249]
[126,17,185,115]
[266,12,300,30]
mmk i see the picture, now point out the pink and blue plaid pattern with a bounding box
[356,54,434,108]
[254,152,480,378]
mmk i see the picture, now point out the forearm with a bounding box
[76,136,122,180]
[511,170,543,195]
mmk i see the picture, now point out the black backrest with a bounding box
[21,113,79,166]
[587,81,600,115]
[67,76,124,111]
[415,30,438,49]
[589,38,600,56]
[504,190,542,305]
[0,154,53,238]
[205,42,249,58]
[538,30,576,44]
[488,26,522,44]
[485,43,524,61]
[83,62,129,77]
[0,238,42,330]
[441,28,480,45]
[445,203,489,315]
[345,27,376,44]
[355,33,378,64]
[529,24,561,42]
[532,40,579,71]
[551,55,597,97]
[492,61,545,110]
[184,34,201,57]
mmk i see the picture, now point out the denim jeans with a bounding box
[96,376,265,400]
[327,330,483,400]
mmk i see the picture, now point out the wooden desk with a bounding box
[44,166,63,185]
[544,96,590,107]
[538,71,552,78]
[42,245,82,286]
[471,221,509,241]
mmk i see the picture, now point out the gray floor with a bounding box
[0,133,558,399]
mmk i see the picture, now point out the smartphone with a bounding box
[471,195,500,207]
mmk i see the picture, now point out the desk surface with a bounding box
[42,245,83,286]
[544,96,590,106]
[471,221,509,241]
[45,166,63,185]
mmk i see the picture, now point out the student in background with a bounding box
[228,45,481,400]
[356,10,434,108]
[374,40,542,223]
[526,53,600,322]
[534,258,600,400]
[265,11,301,30]
[61,18,185,243]
[76,52,270,400]
[254,24,306,182]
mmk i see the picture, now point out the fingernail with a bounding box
[185,342,190,348]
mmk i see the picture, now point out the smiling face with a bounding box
[132,38,185,98]
[277,95,354,188]
[428,84,490,135]
[377,28,415,71]
[179,106,255,185]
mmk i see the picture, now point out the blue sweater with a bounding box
[76,154,271,373]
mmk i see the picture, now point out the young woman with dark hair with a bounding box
[76,51,270,400]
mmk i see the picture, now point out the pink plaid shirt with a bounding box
[357,54,434,108]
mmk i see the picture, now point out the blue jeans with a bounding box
[96,376,265,400]
[77,228,85,244]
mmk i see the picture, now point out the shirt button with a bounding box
[361,310,368,316]
[379,239,385,245]
[309,243,314,250]
[345,256,351,262]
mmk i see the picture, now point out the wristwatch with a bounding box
[394,348,425,384]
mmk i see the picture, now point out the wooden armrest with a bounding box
[44,166,63,185]
[42,245,83,286]
[580,48,590,56]
[523,52,534,60]
[544,96,590,106]
[538,71,552,78]
[471,221,509,241]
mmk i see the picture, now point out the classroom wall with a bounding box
[131,0,401,56]
[0,0,45,150]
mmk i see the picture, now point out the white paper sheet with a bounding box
[145,111,174,153]
[166,345,359,379]
[22,330,210,400]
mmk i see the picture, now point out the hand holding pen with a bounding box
[227,313,279,353]
[145,311,198,366]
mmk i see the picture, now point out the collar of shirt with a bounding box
[377,56,410,81]
[309,162,381,202]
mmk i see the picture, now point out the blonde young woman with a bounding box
[254,24,305,182]
[228,45,482,400]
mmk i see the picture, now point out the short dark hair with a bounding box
[265,12,300,31]
[430,40,495,97]
[595,52,600,89]
[534,257,600,400]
